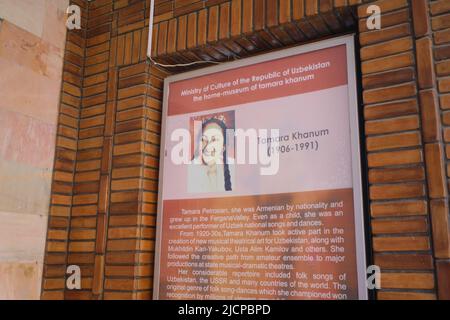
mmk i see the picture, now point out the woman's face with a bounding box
[201,122,225,166]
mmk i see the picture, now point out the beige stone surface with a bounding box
[43,0,69,50]
[0,0,68,41]
[0,0,46,38]
[48,0,70,12]
[0,211,48,262]
[0,0,68,299]
[0,20,65,76]
[0,108,56,169]
[0,160,53,215]
[0,20,64,124]
[0,58,62,125]
[0,261,43,300]
[0,0,69,40]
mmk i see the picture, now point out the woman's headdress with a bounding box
[201,114,227,127]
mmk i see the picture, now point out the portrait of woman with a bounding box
[188,112,235,193]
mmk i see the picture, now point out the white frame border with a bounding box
[153,34,368,300]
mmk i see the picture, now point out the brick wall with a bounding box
[41,0,450,300]
[429,0,450,300]
[41,0,88,299]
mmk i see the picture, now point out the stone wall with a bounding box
[0,0,69,299]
